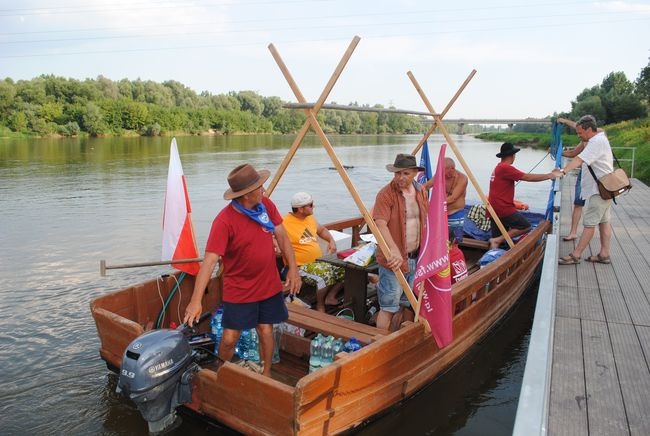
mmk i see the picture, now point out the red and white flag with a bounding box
[162,138,200,275]
[413,144,453,348]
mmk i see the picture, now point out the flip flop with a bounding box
[562,235,578,241]
[558,253,581,265]
[585,255,611,264]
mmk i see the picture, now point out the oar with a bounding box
[99,258,203,276]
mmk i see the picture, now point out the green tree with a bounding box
[635,58,650,109]
[234,90,263,116]
[40,101,64,123]
[81,102,108,136]
[8,111,27,131]
[262,96,283,118]
[0,79,16,122]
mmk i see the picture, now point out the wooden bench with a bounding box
[287,304,387,345]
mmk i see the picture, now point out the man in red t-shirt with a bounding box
[183,163,300,377]
[487,142,558,249]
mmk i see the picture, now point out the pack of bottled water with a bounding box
[309,334,350,373]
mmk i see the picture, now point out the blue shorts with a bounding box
[222,292,288,330]
[448,209,465,243]
[490,212,531,238]
[574,170,586,206]
[377,257,417,313]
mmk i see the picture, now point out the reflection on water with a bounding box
[0,134,553,435]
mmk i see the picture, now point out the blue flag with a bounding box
[417,140,433,186]
[545,122,564,220]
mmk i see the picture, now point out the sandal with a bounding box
[585,254,611,264]
[558,253,581,265]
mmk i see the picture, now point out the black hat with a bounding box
[386,154,425,172]
[496,142,520,158]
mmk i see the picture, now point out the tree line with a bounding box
[1,58,648,138]
[0,75,425,137]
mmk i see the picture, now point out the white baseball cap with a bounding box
[291,192,313,207]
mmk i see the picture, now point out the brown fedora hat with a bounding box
[386,153,425,172]
[223,163,270,200]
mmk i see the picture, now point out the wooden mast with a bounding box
[410,70,477,156]
[406,71,515,249]
[265,37,360,197]
[267,36,422,310]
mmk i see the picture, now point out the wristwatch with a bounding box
[559,168,566,175]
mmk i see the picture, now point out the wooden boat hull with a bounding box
[91,220,550,435]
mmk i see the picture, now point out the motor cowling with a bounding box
[116,327,198,435]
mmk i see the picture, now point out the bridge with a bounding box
[423,118,552,134]
[283,102,551,134]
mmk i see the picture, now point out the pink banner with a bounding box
[413,144,453,348]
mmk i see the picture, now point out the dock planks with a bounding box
[548,174,650,435]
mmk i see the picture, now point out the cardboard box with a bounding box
[319,229,352,253]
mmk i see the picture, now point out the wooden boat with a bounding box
[91,213,550,435]
[91,36,557,435]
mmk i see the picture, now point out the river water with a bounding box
[0,133,555,435]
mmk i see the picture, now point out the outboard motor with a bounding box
[116,326,199,435]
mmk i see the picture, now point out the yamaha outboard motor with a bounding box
[116,326,199,435]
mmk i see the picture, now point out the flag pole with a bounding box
[100,258,203,276]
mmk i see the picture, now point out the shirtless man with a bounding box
[372,154,429,330]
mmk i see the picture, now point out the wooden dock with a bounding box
[549,174,650,435]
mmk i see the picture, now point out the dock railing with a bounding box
[612,146,636,178]
[512,179,562,436]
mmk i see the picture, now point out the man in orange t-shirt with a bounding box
[284,192,344,312]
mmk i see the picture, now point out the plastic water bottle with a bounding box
[272,324,282,364]
[309,334,323,372]
[321,336,334,366]
[248,329,260,363]
[333,338,345,355]
[211,307,224,355]
[236,329,251,360]
[344,337,362,353]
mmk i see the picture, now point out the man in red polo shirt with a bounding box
[487,142,558,249]
[183,163,301,377]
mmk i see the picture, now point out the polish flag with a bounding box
[162,138,200,275]
[413,144,453,348]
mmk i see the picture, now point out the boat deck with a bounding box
[549,174,650,435]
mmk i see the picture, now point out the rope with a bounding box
[155,272,186,329]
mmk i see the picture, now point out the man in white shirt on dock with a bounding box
[557,115,614,265]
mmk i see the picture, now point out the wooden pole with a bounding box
[268,37,419,310]
[100,258,203,276]
[407,71,515,249]
[410,70,477,156]
[265,36,361,197]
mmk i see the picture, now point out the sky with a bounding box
[1,0,649,119]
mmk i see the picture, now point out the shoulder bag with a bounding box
[587,152,632,200]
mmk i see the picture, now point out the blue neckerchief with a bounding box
[231,200,275,232]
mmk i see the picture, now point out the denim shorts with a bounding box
[222,292,288,330]
[377,257,417,313]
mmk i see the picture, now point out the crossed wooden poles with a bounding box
[266,35,514,325]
